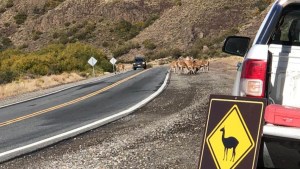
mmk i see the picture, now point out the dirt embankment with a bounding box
[0,56,240,169]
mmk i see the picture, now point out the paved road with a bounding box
[0,67,168,162]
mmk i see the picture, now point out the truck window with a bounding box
[270,7,300,46]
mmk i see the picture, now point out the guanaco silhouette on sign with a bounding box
[220,127,239,162]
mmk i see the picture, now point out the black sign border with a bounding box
[198,95,266,169]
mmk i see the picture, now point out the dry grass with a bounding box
[0,73,85,100]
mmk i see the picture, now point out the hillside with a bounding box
[0,0,176,51]
[0,0,272,53]
[0,0,273,84]
[122,0,273,61]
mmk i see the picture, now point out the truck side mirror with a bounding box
[222,36,251,56]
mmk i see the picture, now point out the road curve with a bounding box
[0,66,169,163]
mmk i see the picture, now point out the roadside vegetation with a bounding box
[112,15,159,41]
[0,43,111,84]
[0,12,161,93]
[0,72,84,99]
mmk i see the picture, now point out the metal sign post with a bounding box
[88,57,98,77]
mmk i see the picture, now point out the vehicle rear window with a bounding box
[270,6,300,46]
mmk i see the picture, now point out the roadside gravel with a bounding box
[0,57,239,169]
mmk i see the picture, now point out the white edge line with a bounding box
[0,71,170,163]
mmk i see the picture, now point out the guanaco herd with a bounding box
[115,56,209,75]
[170,56,209,75]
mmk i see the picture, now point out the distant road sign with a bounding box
[88,57,97,66]
[110,57,117,65]
[198,95,266,169]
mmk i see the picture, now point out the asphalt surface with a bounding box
[0,58,299,169]
[0,67,168,163]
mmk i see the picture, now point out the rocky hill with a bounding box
[0,0,273,60]
[0,0,175,50]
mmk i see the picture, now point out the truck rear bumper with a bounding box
[261,124,300,169]
[263,124,300,140]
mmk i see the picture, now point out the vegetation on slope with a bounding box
[0,43,110,84]
[0,0,274,86]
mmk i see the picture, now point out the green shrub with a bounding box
[145,51,154,59]
[0,70,17,84]
[32,34,40,41]
[99,60,113,72]
[112,42,140,58]
[58,34,69,44]
[19,44,29,49]
[78,20,88,29]
[142,39,156,50]
[52,32,60,39]
[4,22,10,27]
[43,0,65,11]
[85,22,96,32]
[6,0,14,8]
[67,27,78,37]
[0,49,22,59]
[52,21,96,44]
[33,6,46,15]
[175,0,182,6]
[171,48,182,59]
[2,37,13,47]
[255,0,272,12]
[224,6,230,10]
[14,12,28,25]
[64,22,71,27]
[31,30,42,41]
[114,19,141,40]
[102,41,109,47]
[187,48,200,58]
[151,50,170,60]
[0,56,19,83]
[143,14,159,28]
[0,8,6,13]
[0,42,111,84]
[34,44,65,58]
[75,31,89,40]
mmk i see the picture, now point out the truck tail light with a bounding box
[240,59,267,98]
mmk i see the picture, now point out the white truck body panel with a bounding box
[269,44,300,108]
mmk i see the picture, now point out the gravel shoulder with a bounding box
[0,57,240,169]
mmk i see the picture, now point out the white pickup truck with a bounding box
[223,0,300,168]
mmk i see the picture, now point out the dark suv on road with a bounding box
[132,57,146,70]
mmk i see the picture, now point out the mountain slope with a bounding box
[0,0,273,59]
[0,0,175,50]
[122,0,273,60]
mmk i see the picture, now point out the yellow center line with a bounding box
[0,70,149,127]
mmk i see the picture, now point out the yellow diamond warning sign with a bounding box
[198,95,266,169]
[206,105,254,169]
